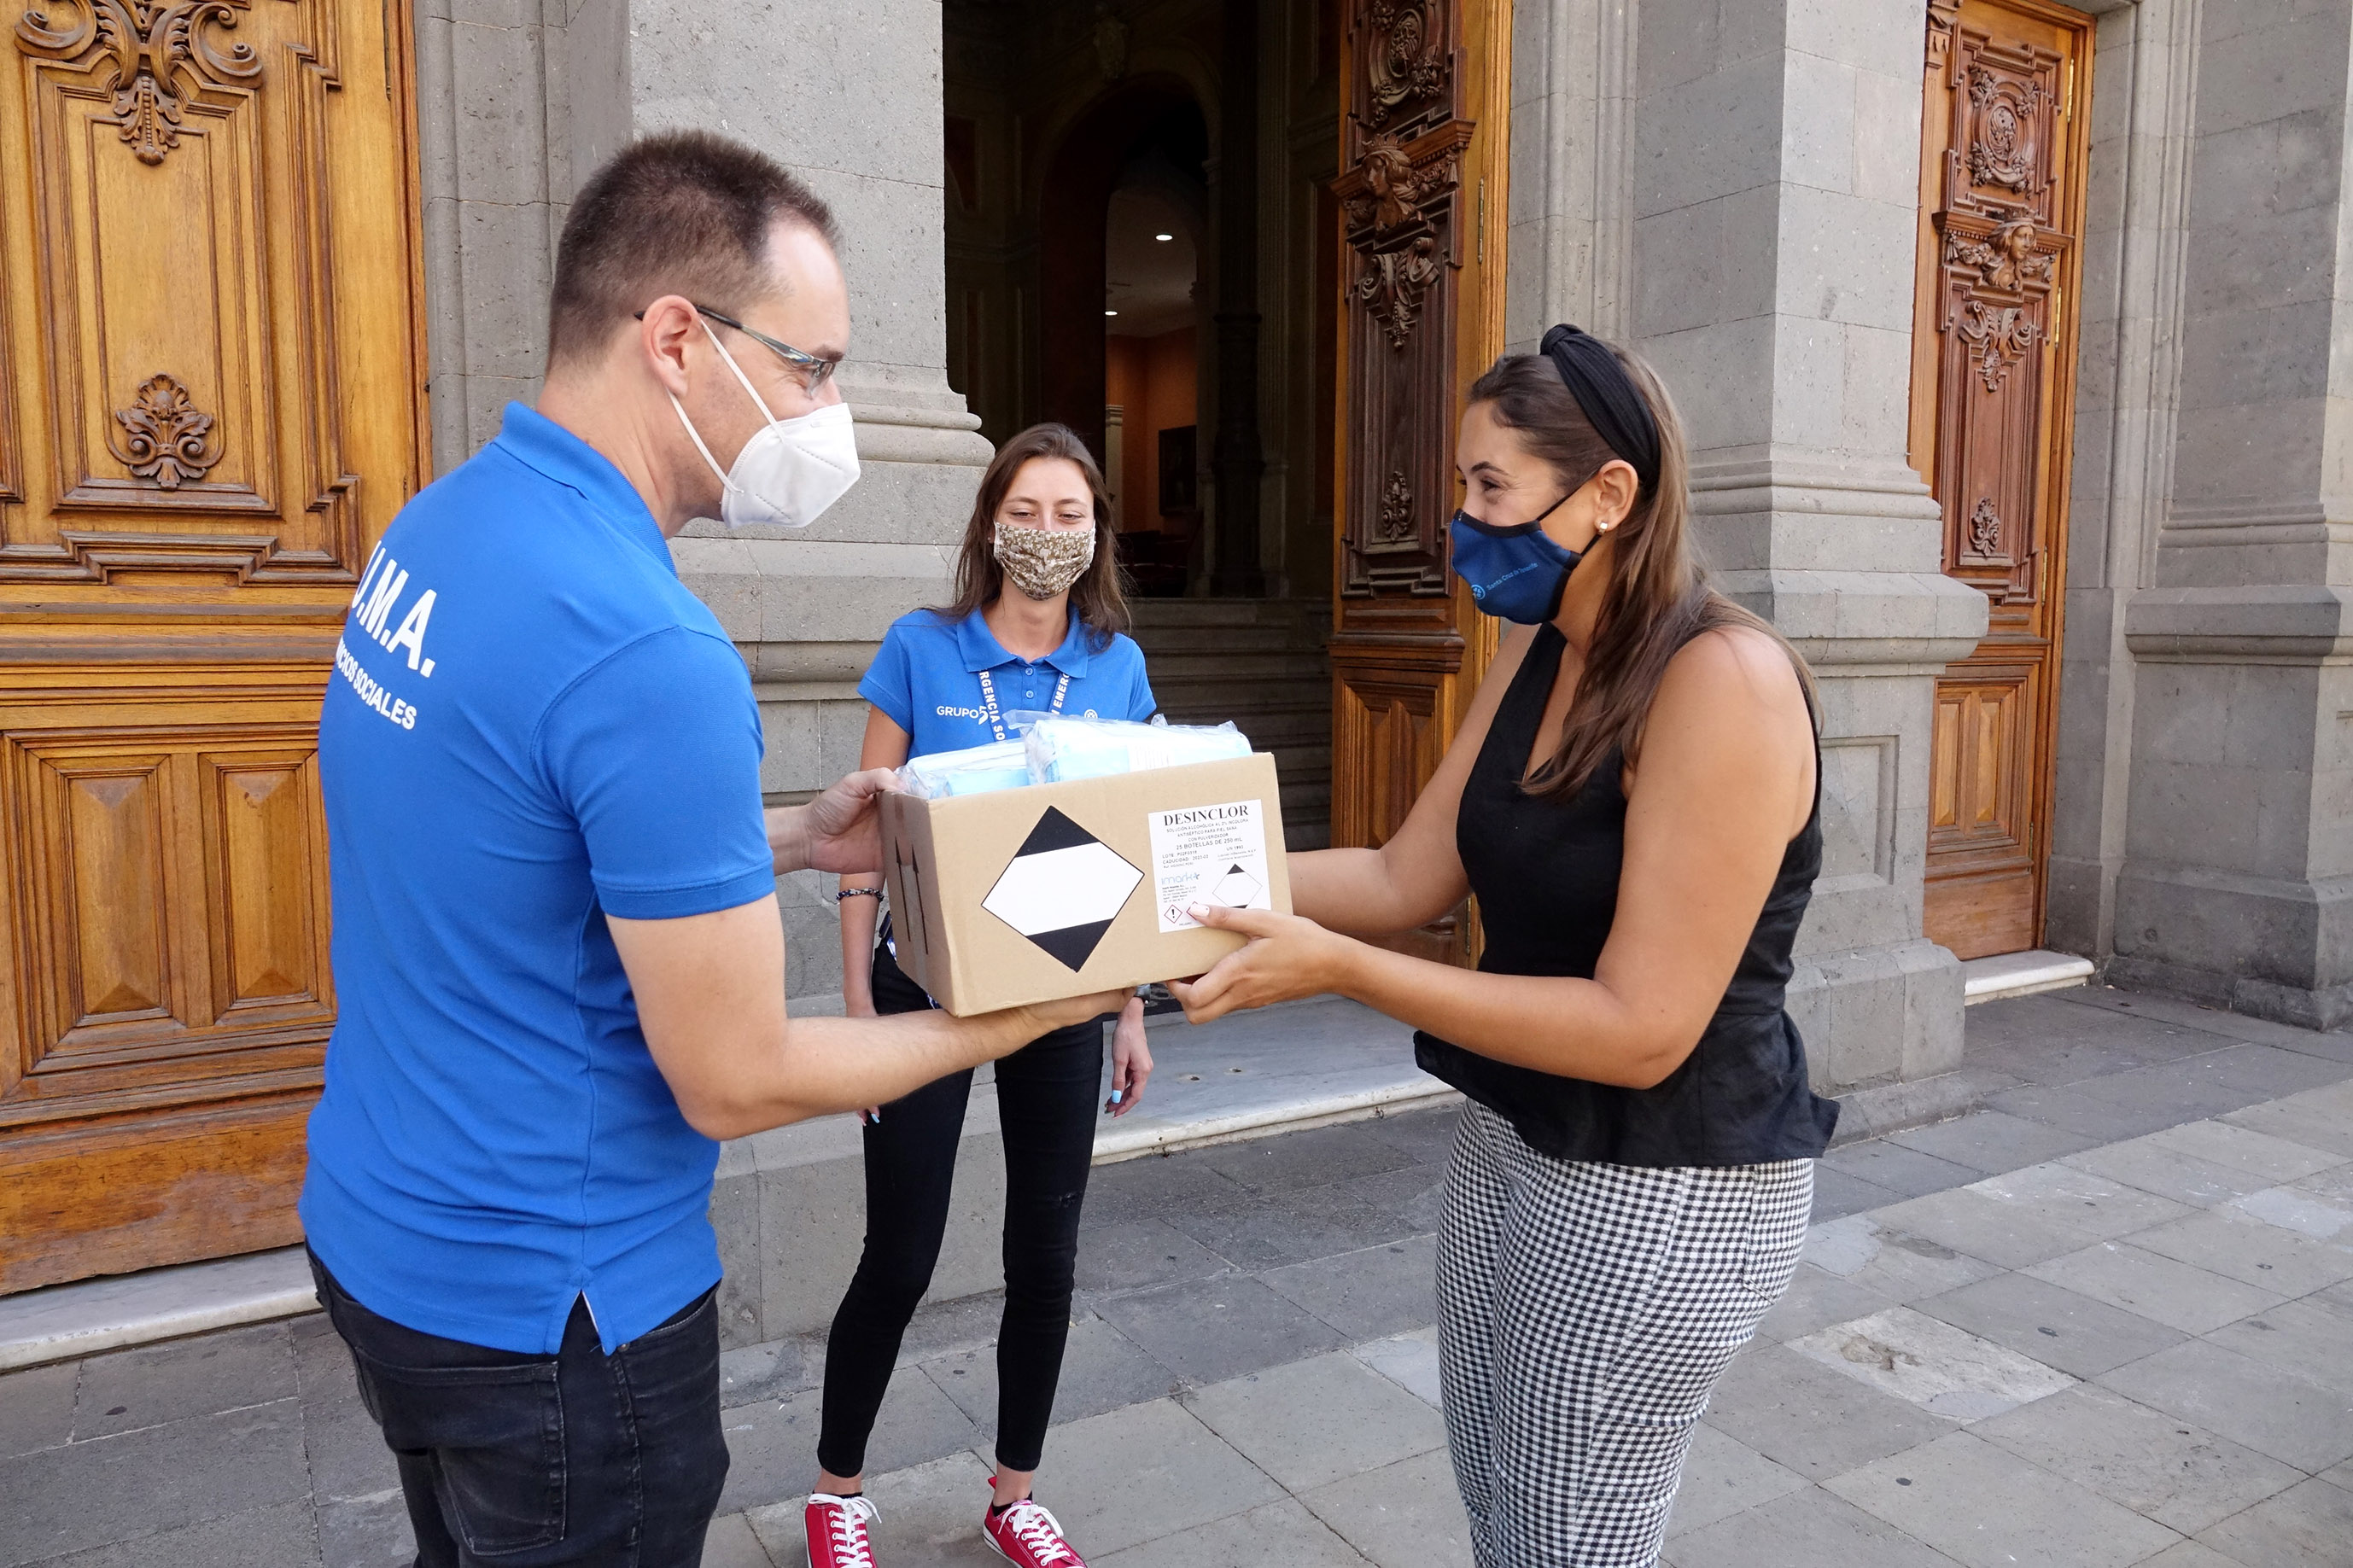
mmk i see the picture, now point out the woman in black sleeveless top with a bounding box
[1173,327,1835,1567]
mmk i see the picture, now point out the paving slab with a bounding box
[0,1400,310,1568]
[2228,1184,2353,1240]
[1091,1274,1346,1385]
[2127,1207,2353,1296]
[1865,1186,2117,1270]
[921,1314,1176,1434]
[1334,1163,1447,1230]
[2064,1136,2307,1210]
[719,1362,981,1514]
[1662,1483,1971,1568]
[1352,1105,1462,1166]
[20,1499,324,1568]
[313,1489,411,1568]
[1661,1421,1808,1539]
[703,1510,779,1568]
[298,1373,401,1505]
[2098,1338,2353,1472]
[1188,1122,1421,1196]
[1298,1447,1474,1568]
[1180,1352,1445,1494]
[1914,1269,2186,1379]
[2222,1081,2353,1159]
[1787,1306,2074,1421]
[720,1333,820,1409]
[1808,1166,1904,1221]
[1965,1159,2197,1239]
[2151,1120,2351,1185]
[2204,1298,2353,1396]
[1971,1382,2303,1535]
[1094,1496,1375,1567]
[1752,1262,1900,1344]
[1259,1235,1438,1340]
[1070,1215,1229,1295]
[1799,1215,2003,1302]
[1159,1180,1420,1271]
[1351,1327,1441,1408]
[1819,1141,1982,1202]
[0,1360,75,1460]
[2025,1241,2286,1335]
[1016,1397,1285,1557]
[67,1321,295,1443]
[1699,1343,1952,1480]
[1885,1110,2103,1175]
[1824,1429,2183,1568]
[2195,1475,2353,1568]
[1962,994,2229,1087]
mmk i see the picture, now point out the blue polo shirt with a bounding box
[301,402,776,1355]
[860,608,1157,759]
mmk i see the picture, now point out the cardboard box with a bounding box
[878,752,1291,1016]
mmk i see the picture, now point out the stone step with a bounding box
[1961,949,2094,1005]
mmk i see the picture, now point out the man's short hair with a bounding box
[548,131,838,370]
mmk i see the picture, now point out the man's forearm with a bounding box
[706,1009,1035,1137]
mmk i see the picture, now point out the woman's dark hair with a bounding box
[937,423,1131,650]
[1466,342,1817,800]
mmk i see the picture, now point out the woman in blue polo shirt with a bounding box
[806,423,1154,1568]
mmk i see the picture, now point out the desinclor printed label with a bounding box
[1149,798,1272,932]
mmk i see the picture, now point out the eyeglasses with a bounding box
[634,304,841,393]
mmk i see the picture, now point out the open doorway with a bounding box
[941,0,1340,845]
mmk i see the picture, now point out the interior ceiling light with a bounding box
[1155,233,1174,242]
[1105,309,1118,317]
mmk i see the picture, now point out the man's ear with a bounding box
[639,295,701,399]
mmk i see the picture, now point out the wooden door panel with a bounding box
[1329,0,1508,965]
[1,0,422,1289]
[1913,0,2087,960]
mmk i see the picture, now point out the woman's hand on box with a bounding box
[1169,906,1356,1024]
[1106,996,1153,1116]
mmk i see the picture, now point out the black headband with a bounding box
[1539,324,1661,496]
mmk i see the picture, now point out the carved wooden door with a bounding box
[0,0,426,1289]
[1329,0,1508,964]
[1910,0,2089,960]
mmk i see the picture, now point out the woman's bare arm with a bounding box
[837,707,911,1016]
[1176,627,1816,1088]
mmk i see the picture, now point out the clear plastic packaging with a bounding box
[1025,716,1252,784]
[894,738,1033,800]
[891,716,1255,799]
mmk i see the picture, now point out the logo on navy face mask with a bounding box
[1447,510,1582,625]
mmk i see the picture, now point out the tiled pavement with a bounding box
[5,986,2353,1566]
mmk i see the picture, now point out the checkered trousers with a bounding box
[1435,1102,1813,1567]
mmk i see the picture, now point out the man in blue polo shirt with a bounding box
[303,131,1119,1567]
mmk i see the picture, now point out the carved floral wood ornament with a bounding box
[1334,0,1471,597]
[108,373,222,489]
[14,0,261,164]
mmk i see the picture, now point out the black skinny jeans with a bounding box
[817,941,1104,1477]
[310,1251,727,1568]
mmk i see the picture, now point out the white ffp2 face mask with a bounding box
[669,319,860,529]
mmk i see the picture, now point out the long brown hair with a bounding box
[1466,344,1816,800]
[937,423,1131,650]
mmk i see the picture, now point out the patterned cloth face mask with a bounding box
[993,522,1096,600]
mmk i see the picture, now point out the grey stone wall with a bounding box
[2100,0,2353,1026]
[1509,0,1984,1093]
[413,0,992,1006]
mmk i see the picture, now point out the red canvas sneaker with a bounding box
[981,1489,1087,1568]
[805,1491,880,1568]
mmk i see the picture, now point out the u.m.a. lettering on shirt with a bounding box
[339,544,440,730]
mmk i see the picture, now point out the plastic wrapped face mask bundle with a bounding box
[1025,716,1252,784]
[895,738,1033,799]
[891,716,1253,799]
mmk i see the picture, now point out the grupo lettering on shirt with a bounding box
[336,637,418,730]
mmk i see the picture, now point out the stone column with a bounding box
[630,0,996,1004]
[1615,0,1987,1099]
[2105,0,2353,1028]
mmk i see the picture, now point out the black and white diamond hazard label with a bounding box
[982,807,1144,971]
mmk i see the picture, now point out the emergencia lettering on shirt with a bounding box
[348,544,440,677]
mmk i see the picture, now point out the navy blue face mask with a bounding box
[1449,493,1578,624]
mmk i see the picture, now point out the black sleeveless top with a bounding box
[1415,622,1838,1166]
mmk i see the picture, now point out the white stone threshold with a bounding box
[0,998,1446,1373]
[1962,948,2095,1006]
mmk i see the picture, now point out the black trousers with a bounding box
[311,1252,727,1568]
[816,942,1105,1476]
